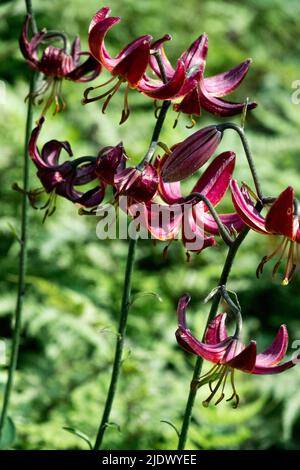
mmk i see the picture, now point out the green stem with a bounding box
[188,192,234,246]
[217,123,263,201]
[0,0,37,443]
[93,237,137,450]
[93,95,171,451]
[177,226,250,450]
[0,79,36,438]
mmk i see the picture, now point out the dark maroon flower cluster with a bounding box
[20,5,300,413]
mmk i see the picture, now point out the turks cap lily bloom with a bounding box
[176,294,297,408]
[160,124,223,183]
[114,163,159,203]
[231,181,300,285]
[20,15,101,115]
[128,151,243,253]
[85,6,152,123]
[28,118,105,218]
[147,33,257,124]
[95,143,127,185]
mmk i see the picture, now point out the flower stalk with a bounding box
[0,0,37,439]
[177,224,252,450]
[93,55,171,449]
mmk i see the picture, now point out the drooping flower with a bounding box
[28,117,105,218]
[176,294,297,407]
[145,34,257,124]
[231,180,300,285]
[114,163,159,203]
[20,15,102,115]
[95,143,127,185]
[85,6,153,123]
[127,151,243,254]
[160,124,223,183]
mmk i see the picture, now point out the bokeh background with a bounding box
[1,0,300,450]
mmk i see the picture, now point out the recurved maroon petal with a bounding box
[204,59,252,97]
[265,187,298,240]
[158,179,182,205]
[149,34,175,79]
[128,200,183,240]
[76,183,106,207]
[177,294,191,329]
[251,360,296,375]
[173,87,202,116]
[71,36,81,64]
[182,209,216,252]
[96,143,126,185]
[226,341,257,372]
[180,34,208,73]
[255,325,289,368]
[112,35,152,86]
[66,54,102,82]
[137,60,186,99]
[161,125,223,183]
[230,180,268,234]
[88,13,121,70]
[176,327,232,363]
[29,117,73,170]
[199,81,257,117]
[19,15,46,68]
[200,211,244,235]
[204,313,228,345]
[41,139,73,167]
[192,151,236,209]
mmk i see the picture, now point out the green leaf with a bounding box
[0,417,16,449]
[62,427,93,450]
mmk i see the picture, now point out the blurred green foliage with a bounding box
[1,0,300,450]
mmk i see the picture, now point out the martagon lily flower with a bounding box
[27,117,106,218]
[145,33,257,124]
[128,151,243,254]
[231,180,300,285]
[176,294,297,408]
[20,15,102,115]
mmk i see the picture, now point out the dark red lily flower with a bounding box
[20,15,101,115]
[28,118,105,217]
[231,181,300,285]
[146,34,257,122]
[85,6,152,123]
[127,151,243,253]
[160,124,223,183]
[95,144,127,185]
[114,163,159,203]
[176,294,297,407]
